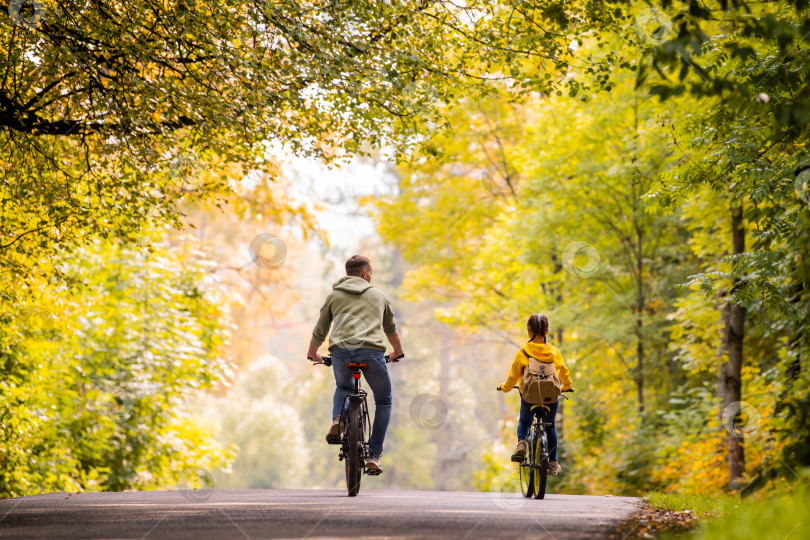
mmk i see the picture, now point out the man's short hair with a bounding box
[345,255,371,276]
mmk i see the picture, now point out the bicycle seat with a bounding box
[347,362,369,370]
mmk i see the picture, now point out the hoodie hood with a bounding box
[524,341,556,362]
[332,275,373,295]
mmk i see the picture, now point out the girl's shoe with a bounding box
[511,440,527,462]
[548,461,562,475]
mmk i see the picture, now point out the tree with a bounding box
[652,34,810,483]
[1,0,616,285]
[372,55,700,492]
[0,233,232,497]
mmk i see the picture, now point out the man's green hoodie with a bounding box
[311,276,397,351]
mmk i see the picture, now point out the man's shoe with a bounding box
[511,440,528,462]
[325,417,342,445]
[365,455,383,475]
[548,461,562,475]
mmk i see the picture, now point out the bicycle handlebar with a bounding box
[310,354,404,367]
[313,356,332,367]
[496,385,575,392]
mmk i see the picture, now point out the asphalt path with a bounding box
[0,489,641,539]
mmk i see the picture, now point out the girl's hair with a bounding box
[526,313,549,343]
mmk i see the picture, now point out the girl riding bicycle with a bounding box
[498,314,572,475]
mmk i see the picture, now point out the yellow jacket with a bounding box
[500,341,572,393]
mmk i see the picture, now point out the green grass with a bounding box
[644,484,810,540]
[644,491,739,519]
[695,486,809,540]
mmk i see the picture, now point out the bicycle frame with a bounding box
[531,419,551,463]
[339,368,373,467]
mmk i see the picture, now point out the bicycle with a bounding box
[314,353,402,497]
[498,385,572,500]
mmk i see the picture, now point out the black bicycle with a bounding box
[314,354,402,496]
[498,385,572,500]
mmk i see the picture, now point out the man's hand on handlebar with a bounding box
[312,355,331,366]
[307,351,323,364]
[387,352,405,362]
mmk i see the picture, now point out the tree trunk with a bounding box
[720,204,746,483]
[716,302,730,412]
[434,324,451,491]
[555,326,565,461]
[635,227,645,418]
[784,272,803,398]
[550,253,565,455]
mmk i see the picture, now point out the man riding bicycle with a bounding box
[306,255,404,474]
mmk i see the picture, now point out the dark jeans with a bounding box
[330,347,392,458]
[517,397,559,461]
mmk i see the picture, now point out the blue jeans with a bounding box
[331,348,392,458]
[517,397,559,461]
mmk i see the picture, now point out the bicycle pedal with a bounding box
[326,435,342,445]
[365,469,382,476]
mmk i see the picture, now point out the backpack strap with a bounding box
[521,348,532,359]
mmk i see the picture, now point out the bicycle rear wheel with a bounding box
[533,430,549,500]
[519,430,535,498]
[345,403,363,497]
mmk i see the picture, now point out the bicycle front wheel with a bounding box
[533,430,549,500]
[345,403,363,497]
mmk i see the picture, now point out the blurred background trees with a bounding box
[2,0,809,509]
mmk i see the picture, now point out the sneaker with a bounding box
[365,455,383,474]
[511,440,528,462]
[548,461,562,475]
[325,417,342,445]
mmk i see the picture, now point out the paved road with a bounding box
[0,489,641,539]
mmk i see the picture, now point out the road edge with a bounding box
[610,500,699,539]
